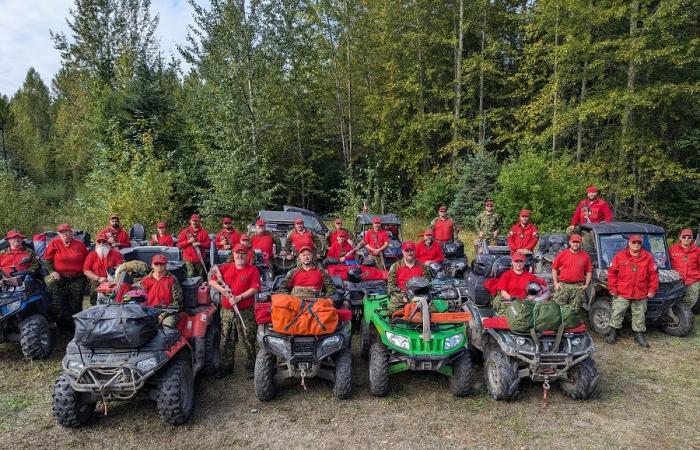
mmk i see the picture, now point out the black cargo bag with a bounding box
[73,303,159,348]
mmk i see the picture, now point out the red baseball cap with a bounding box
[485,199,494,206]
[5,229,25,240]
[438,205,447,212]
[256,219,266,226]
[569,234,582,243]
[96,232,109,242]
[337,230,349,238]
[190,214,201,222]
[628,234,643,243]
[109,213,119,220]
[519,209,531,217]
[233,243,248,253]
[222,217,233,224]
[152,254,168,265]
[402,241,416,251]
[57,224,72,232]
[680,228,693,238]
[157,221,167,229]
[587,185,598,194]
[298,245,313,253]
[512,252,526,262]
[335,218,343,225]
[240,235,250,243]
[423,229,433,237]
[294,216,304,225]
[372,217,382,224]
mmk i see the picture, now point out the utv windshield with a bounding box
[598,234,669,270]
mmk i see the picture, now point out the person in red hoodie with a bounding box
[83,232,124,305]
[430,205,455,244]
[209,244,261,378]
[491,251,547,315]
[506,209,539,255]
[176,214,211,278]
[415,229,444,265]
[670,228,699,310]
[387,241,431,313]
[99,214,131,249]
[140,254,183,329]
[215,216,240,251]
[568,185,613,231]
[149,221,175,246]
[326,230,357,264]
[607,235,659,348]
[0,230,40,277]
[44,223,88,328]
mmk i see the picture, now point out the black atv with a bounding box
[440,239,469,278]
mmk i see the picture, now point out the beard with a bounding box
[96,244,111,259]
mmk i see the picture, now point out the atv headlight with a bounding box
[444,334,463,350]
[515,337,527,346]
[67,360,85,373]
[317,335,343,359]
[3,300,21,314]
[136,357,158,373]
[571,337,581,348]
[453,261,466,269]
[385,332,410,350]
[265,336,291,359]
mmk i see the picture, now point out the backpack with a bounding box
[270,294,339,335]
[504,300,534,333]
[532,301,562,332]
[73,303,159,348]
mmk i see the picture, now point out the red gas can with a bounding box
[197,282,210,306]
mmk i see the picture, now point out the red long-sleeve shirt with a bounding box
[507,222,539,254]
[83,249,124,278]
[669,242,700,285]
[608,249,659,300]
[99,226,131,249]
[177,226,211,262]
[570,198,613,226]
[44,239,88,276]
[415,241,444,264]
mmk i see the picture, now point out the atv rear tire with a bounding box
[333,346,353,399]
[484,348,519,401]
[449,351,473,397]
[52,374,95,427]
[692,301,700,315]
[589,299,613,336]
[254,349,278,401]
[368,342,389,397]
[660,301,694,337]
[156,360,195,425]
[359,320,371,360]
[202,311,221,375]
[559,358,599,400]
[19,314,51,359]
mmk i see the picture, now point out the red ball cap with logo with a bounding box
[298,245,313,253]
[512,252,526,262]
[57,224,72,232]
[5,229,25,240]
[402,241,416,251]
[222,217,233,224]
[96,232,109,242]
[233,243,248,253]
[152,254,168,265]
[628,234,643,243]
[256,219,266,226]
[372,217,382,224]
[679,228,693,238]
[519,209,531,217]
[335,218,343,225]
[423,229,433,237]
[294,217,304,225]
[569,234,583,243]
[157,221,167,229]
[190,214,201,222]
[587,185,598,194]
[438,205,447,212]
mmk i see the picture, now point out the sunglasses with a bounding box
[513,260,525,263]
[630,241,642,245]
[520,215,529,218]
[681,236,692,239]
[153,262,166,266]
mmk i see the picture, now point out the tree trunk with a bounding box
[344,0,353,165]
[478,19,486,148]
[576,59,588,161]
[551,4,560,154]
[296,111,306,207]
[452,0,464,160]
[620,0,639,215]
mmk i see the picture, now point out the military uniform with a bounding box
[669,238,699,309]
[608,248,659,333]
[387,260,430,313]
[141,271,183,328]
[474,211,502,248]
[278,264,336,298]
[44,238,88,329]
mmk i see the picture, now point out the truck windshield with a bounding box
[598,234,669,270]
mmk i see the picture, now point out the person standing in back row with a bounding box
[567,185,613,233]
[606,235,658,348]
[506,209,538,255]
[669,228,699,310]
[551,234,592,311]
[475,198,502,253]
[430,205,455,244]
[177,214,211,278]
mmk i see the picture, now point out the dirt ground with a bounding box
[1,313,699,450]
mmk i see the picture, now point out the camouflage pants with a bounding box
[185,260,207,279]
[683,281,699,309]
[610,297,647,333]
[46,274,87,328]
[160,312,180,329]
[553,282,585,311]
[365,253,385,270]
[491,294,509,316]
[220,306,257,371]
[88,279,99,306]
[474,237,498,253]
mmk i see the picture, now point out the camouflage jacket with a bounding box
[0,247,41,278]
[278,264,336,296]
[388,260,431,294]
[475,211,502,236]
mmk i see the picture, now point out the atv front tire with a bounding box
[19,314,51,359]
[449,351,473,397]
[692,300,700,315]
[254,349,278,401]
[156,360,195,425]
[484,348,519,401]
[368,342,389,397]
[52,374,95,427]
[202,310,221,375]
[559,358,599,400]
[589,299,613,335]
[660,301,694,337]
[333,346,353,399]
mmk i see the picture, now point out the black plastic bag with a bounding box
[73,303,159,349]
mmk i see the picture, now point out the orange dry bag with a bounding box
[270,294,339,335]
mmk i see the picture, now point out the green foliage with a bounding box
[0,168,43,233]
[450,151,499,228]
[495,149,599,231]
[406,166,458,220]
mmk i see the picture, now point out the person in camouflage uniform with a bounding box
[0,230,40,278]
[284,217,324,262]
[387,241,431,313]
[44,224,88,330]
[209,245,261,379]
[669,228,699,309]
[551,234,592,311]
[474,199,502,252]
[278,246,336,299]
[140,254,184,328]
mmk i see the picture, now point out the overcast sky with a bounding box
[0,0,198,97]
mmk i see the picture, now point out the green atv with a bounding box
[360,277,473,397]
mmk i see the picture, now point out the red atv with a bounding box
[52,276,220,427]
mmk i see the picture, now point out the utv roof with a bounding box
[581,222,666,235]
[257,211,305,223]
[356,214,402,225]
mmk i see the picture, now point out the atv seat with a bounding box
[482,316,587,333]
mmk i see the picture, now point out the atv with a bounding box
[0,260,52,360]
[252,289,353,401]
[52,265,219,427]
[440,239,469,278]
[578,222,693,337]
[361,277,473,397]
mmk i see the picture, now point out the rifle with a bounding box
[210,264,247,336]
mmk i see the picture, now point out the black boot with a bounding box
[634,333,650,348]
[607,327,618,344]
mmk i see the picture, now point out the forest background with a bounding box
[0,0,698,237]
